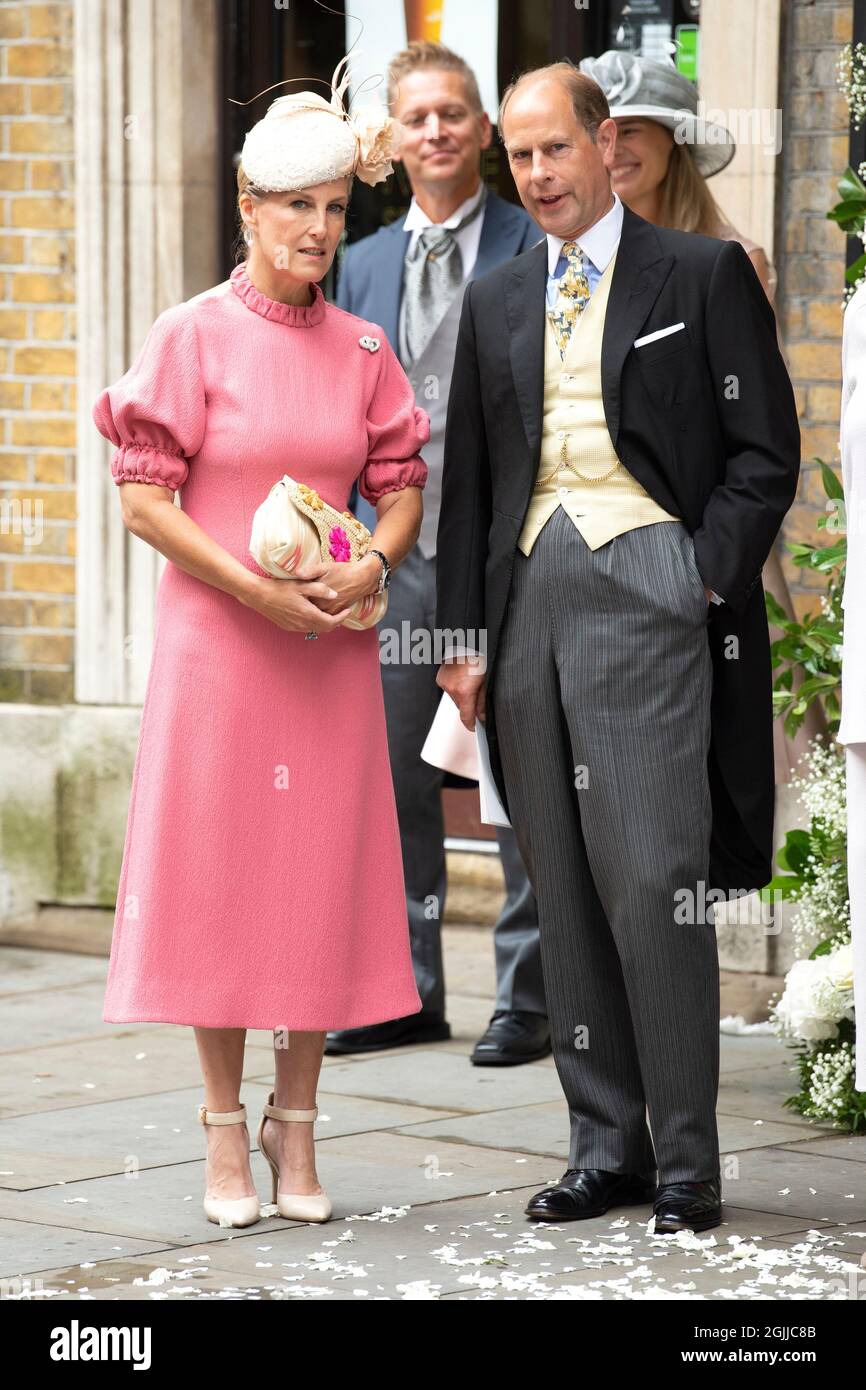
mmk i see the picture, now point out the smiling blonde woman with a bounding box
[91,59,430,1229]
[579,50,775,299]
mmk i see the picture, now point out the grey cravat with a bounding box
[400,187,488,365]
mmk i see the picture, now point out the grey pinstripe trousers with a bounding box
[493,508,719,1183]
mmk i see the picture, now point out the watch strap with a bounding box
[369,548,391,593]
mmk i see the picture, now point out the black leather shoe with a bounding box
[324,1012,451,1055]
[471,1010,552,1066]
[525,1167,657,1222]
[652,1176,722,1233]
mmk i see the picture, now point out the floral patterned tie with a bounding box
[547,240,591,359]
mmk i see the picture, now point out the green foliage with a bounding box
[761,828,811,900]
[766,461,845,737]
[827,166,866,283]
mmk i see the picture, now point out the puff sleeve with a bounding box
[357,334,430,505]
[92,305,206,491]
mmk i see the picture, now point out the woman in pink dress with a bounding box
[92,67,429,1228]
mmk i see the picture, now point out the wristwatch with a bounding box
[369,548,391,594]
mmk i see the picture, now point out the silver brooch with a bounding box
[358,335,380,352]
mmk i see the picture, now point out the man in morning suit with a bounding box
[435,62,800,1232]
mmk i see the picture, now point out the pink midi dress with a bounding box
[92,261,430,1030]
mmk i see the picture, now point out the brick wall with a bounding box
[0,0,74,702]
[777,0,853,619]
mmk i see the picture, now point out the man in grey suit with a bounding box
[327,41,549,1065]
[436,64,799,1231]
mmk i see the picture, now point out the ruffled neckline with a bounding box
[229,261,327,326]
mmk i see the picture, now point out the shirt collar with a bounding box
[546,191,623,276]
[403,180,485,234]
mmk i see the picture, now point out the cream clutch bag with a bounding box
[248,475,388,631]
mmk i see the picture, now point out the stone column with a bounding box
[699,0,782,264]
[74,0,220,704]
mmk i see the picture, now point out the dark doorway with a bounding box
[217,0,615,272]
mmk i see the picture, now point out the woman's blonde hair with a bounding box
[654,139,727,236]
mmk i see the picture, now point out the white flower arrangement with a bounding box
[837,55,866,297]
[789,862,851,958]
[772,942,855,1044]
[768,735,862,1124]
[801,1040,858,1122]
[789,739,847,838]
[838,41,866,131]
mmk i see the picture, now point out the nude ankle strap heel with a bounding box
[257,1091,332,1223]
[198,1101,261,1228]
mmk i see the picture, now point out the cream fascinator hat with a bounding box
[578,49,735,178]
[239,54,403,192]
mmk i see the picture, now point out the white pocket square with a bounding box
[634,322,686,348]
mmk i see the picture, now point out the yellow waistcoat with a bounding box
[517,247,680,557]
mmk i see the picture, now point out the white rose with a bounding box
[825,941,855,993]
[774,959,840,1042]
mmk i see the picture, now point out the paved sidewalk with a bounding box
[1,928,865,1301]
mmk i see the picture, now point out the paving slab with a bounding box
[775,1133,866,1164]
[0,1131,555,1254]
[717,1146,866,1223]
[437,1237,863,1300]
[0,946,106,995]
[716,1061,836,1127]
[718,1034,790,1075]
[0,981,116,1053]
[436,926,499,999]
[0,1082,459,1189]
[0,1030,268,1119]
[6,1258,347,1301]
[717,1113,818,1150]
[390,1105,821,1163]
[771,1222,866,1261]
[0,1217,169,1285]
[394,1101,568,1159]
[285,1048,564,1113]
[6,1192,854,1302]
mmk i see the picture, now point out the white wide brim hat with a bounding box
[579,50,736,179]
[239,54,404,192]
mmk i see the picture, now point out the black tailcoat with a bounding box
[435,204,801,894]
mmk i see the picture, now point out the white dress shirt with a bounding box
[403,181,486,283]
[545,189,624,303]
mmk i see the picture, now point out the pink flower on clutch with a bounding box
[328,525,351,562]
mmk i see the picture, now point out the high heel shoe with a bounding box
[198,1102,261,1228]
[256,1091,332,1222]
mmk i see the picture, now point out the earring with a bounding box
[243,227,254,245]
